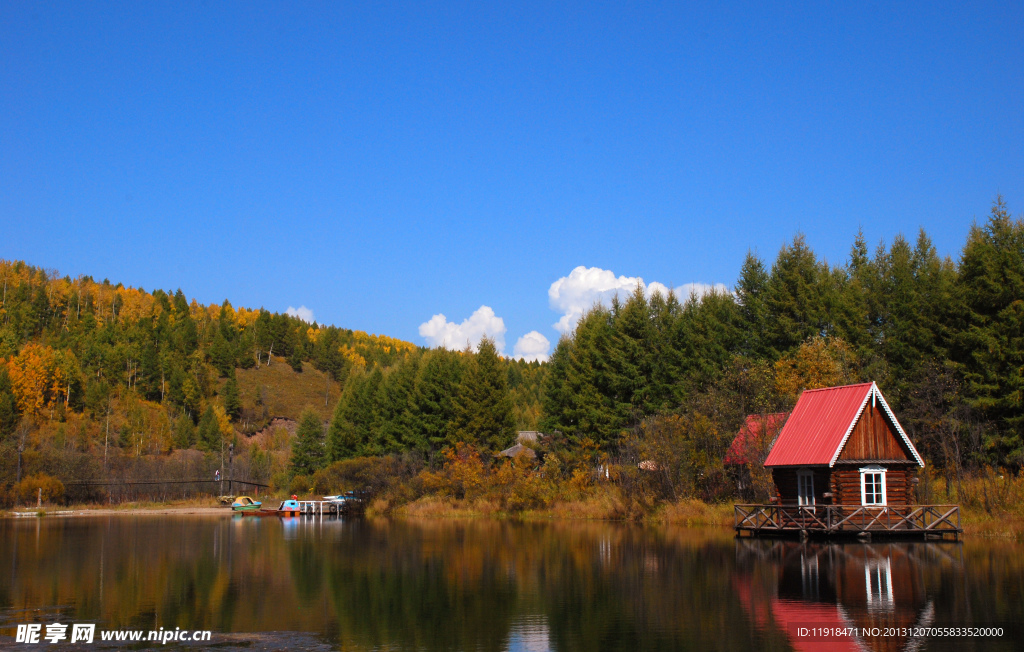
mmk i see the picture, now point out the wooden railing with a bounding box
[734,504,961,538]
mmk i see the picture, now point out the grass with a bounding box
[928,473,1024,540]
[649,499,734,527]
[58,496,222,511]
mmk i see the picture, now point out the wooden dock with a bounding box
[734,504,961,540]
[292,499,363,517]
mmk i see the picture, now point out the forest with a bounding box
[1,198,1022,514]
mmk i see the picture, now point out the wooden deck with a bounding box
[734,504,961,540]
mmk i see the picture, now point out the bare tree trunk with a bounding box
[267,343,273,366]
[104,409,110,472]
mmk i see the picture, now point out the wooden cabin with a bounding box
[762,382,924,508]
[733,382,959,538]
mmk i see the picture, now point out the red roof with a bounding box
[763,382,923,468]
[724,413,789,465]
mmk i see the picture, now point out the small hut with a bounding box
[763,382,923,506]
[734,382,960,539]
[498,431,542,460]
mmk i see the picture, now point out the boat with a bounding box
[231,496,262,512]
[248,498,303,517]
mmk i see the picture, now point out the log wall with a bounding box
[831,465,917,505]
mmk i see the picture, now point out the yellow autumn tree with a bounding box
[774,336,859,402]
[3,344,78,416]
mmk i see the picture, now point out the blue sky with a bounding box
[2,2,1022,360]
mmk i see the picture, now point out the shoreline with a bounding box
[6,505,231,517]
[5,498,1022,540]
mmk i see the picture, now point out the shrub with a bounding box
[493,451,551,511]
[288,474,314,496]
[15,473,65,504]
[419,443,488,500]
[313,455,419,498]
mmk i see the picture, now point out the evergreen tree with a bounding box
[222,376,241,421]
[288,342,304,373]
[291,407,327,476]
[197,405,220,453]
[545,308,618,449]
[671,290,742,395]
[451,337,516,450]
[648,290,684,411]
[764,234,825,356]
[173,414,197,449]
[955,198,1024,464]
[413,349,464,453]
[606,287,656,428]
[327,374,363,462]
[0,366,19,438]
[209,332,234,377]
[735,252,771,359]
[374,353,420,453]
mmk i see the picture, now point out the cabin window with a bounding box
[797,470,815,506]
[860,465,887,506]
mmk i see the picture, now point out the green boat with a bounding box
[231,496,262,512]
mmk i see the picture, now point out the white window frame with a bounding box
[860,465,887,506]
[797,470,815,506]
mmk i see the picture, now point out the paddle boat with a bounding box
[248,496,304,517]
[231,496,262,512]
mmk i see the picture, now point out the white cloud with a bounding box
[548,266,729,333]
[419,305,507,352]
[512,331,551,363]
[548,266,644,333]
[286,305,315,323]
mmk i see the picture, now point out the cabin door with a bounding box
[797,471,815,507]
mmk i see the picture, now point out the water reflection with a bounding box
[733,540,981,651]
[0,517,1021,650]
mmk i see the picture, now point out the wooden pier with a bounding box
[734,504,961,540]
[292,499,363,517]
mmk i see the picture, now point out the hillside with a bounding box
[233,356,342,430]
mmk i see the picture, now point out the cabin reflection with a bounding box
[734,539,954,652]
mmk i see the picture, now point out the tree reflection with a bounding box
[1,518,1022,651]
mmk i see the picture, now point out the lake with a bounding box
[1,515,1022,650]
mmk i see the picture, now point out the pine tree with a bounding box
[288,343,304,373]
[373,356,419,454]
[606,286,655,428]
[671,290,742,395]
[209,332,234,377]
[955,197,1024,463]
[173,414,197,449]
[451,337,516,450]
[764,234,824,356]
[735,251,771,359]
[0,366,19,438]
[291,407,327,475]
[197,405,220,453]
[222,376,241,421]
[546,308,618,449]
[413,349,464,453]
[326,376,362,462]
